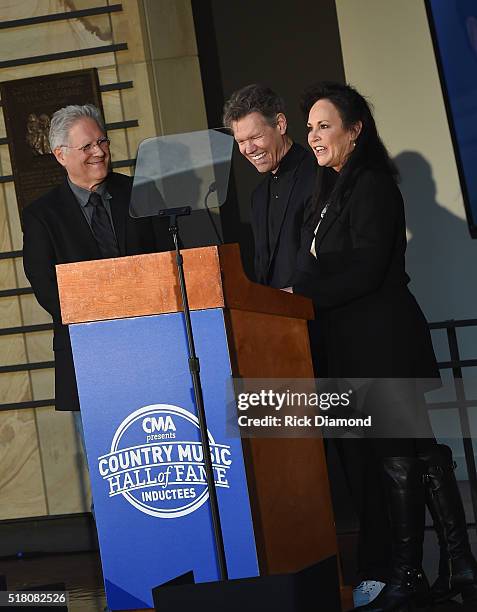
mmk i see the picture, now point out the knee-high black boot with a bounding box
[353,457,429,611]
[419,444,477,604]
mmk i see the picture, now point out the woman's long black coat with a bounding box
[293,168,439,381]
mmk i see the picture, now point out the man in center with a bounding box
[223,84,316,288]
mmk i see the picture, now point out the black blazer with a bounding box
[250,143,316,288]
[292,168,439,380]
[22,172,169,411]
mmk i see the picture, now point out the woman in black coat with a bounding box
[291,82,477,611]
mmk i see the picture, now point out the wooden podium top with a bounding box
[56,243,313,324]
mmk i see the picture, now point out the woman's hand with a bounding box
[280,286,294,293]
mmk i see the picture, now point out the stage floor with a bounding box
[0,477,475,612]
[1,528,476,611]
[0,551,106,612]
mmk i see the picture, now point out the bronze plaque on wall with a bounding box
[0,69,103,214]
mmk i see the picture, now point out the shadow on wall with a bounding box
[395,151,477,322]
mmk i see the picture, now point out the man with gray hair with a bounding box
[22,104,168,413]
[223,83,316,288]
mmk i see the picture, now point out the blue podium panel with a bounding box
[69,309,259,610]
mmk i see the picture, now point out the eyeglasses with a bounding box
[62,136,110,154]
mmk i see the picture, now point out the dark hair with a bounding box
[223,84,285,128]
[301,81,398,225]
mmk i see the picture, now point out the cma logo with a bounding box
[142,416,177,433]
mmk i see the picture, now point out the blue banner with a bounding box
[428,0,477,233]
[69,309,259,610]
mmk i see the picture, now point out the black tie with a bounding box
[89,192,120,258]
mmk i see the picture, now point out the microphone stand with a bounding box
[158,206,228,582]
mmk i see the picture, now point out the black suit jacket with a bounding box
[292,168,439,380]
[250,143,316,288]
[22,172,169,411]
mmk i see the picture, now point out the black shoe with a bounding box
[420,444,477,604]
[353,457,430,611]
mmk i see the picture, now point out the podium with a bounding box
[56,244,346,611]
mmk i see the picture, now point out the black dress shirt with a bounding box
[267,144,303,259]
[250,142,317,288]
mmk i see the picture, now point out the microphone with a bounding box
[204,182,223,245]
